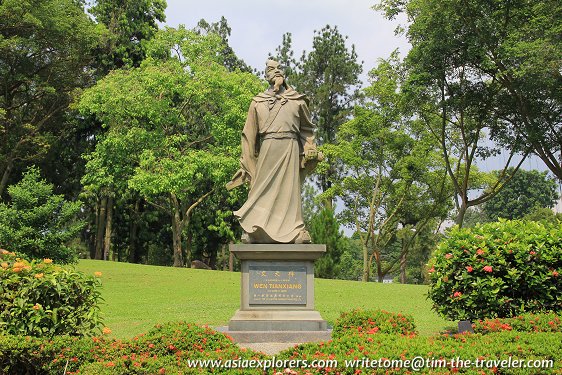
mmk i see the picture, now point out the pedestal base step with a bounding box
[228,309,328,331]
[217,327,332,343]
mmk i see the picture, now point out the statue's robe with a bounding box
[233,88,316,243]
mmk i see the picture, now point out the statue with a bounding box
[227,59,322,244]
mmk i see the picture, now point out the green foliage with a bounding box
[483,169,559,221]
[0,168,84,264]
[310,207,344,279]
[377,0,562,181]
[322,53,450,282]
[0,0,101,196]
[428,220,562,321]
[473,312,562,334]
[523,207,562,225]
[0,251,103,338]
[277,331,562,374]
[79,26,263,266]
[0,322,263,374]
[332,309,417,339]
[89,0,166,72]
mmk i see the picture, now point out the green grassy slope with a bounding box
[76,259,451,339]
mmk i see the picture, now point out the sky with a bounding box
[163,0,410,83]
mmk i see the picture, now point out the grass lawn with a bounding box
[76,259,452,339]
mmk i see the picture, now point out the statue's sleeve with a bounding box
[299,100,316,154]
[239,101,259,184]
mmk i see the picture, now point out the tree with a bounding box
[309,207,344,279]
[195,16,252,73]
[376,0,560,183]
[0,0,100,198]
[79,27,263,266]
[483,169,559,221]
[89,0,166,73]
[322,55,450,282]
[270,26,363,208]
[0,167,83,264]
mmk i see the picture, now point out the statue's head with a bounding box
[265,59,286,93]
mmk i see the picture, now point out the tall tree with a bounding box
[0,0,100,198]
[323,55,450,282]
[376,0,561,178]
[483,168,559,221]
[195,16,252,73]
[270,26,363,208]
[89,0,166,73]
[79,27,262,266]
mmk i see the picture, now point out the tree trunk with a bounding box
[95,196,108,260]
[186,231,193,265]
[103,196,113,261]
[0,158,14,198]
[455,199,468,228]
[229,242,234,272]
[362,243,369,282]
[376,254,384,283]
[128,199,140,263]
[400,249,407,284]
[171,205,184,267]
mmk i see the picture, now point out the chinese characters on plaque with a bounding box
[248,264,307,305]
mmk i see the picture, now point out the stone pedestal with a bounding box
[224,244,331,343]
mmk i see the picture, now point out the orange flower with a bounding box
[1,262,8,269]
[94,271,102,277]
[23,266,32,271]
[33,304,41,310]
[102,327,112,335]
[35,273,44,279]
[0,249,8,254]
[13,262,26,268]
[43,258,53,264]
[12,267,22,273]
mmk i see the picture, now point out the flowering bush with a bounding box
[276,331,562,374]
[332,309,417,339]
[0,250,103,337]
[0,322,264,374]
[473,312,562,334]
[427,220,562,321]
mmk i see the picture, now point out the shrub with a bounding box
[332,308,417,339]
[0,322,264,374]
[473,312,562,334]
[427,220,562,321]
[0,250,103,337]
[0,167,84,264]
[277,331,562,374]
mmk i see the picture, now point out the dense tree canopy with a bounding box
[483,169,559,221]
[0,0,101,198]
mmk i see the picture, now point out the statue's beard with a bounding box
[272,76,285,93]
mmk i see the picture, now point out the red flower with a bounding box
[529,251,536,255]
[552,270,559,277]
[453,291,462,298]
[466,266,473,272]
[428,267,435,273]
[445,253,453,259]
[483,266,493,273]
[476,249,485,256]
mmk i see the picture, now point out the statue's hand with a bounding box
[304,149,318,161]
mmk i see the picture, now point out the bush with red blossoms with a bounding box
[427,220,562,321]
[332,309,417,339]
[473,312,562,334]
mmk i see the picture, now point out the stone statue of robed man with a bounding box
[227,59,322,244]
